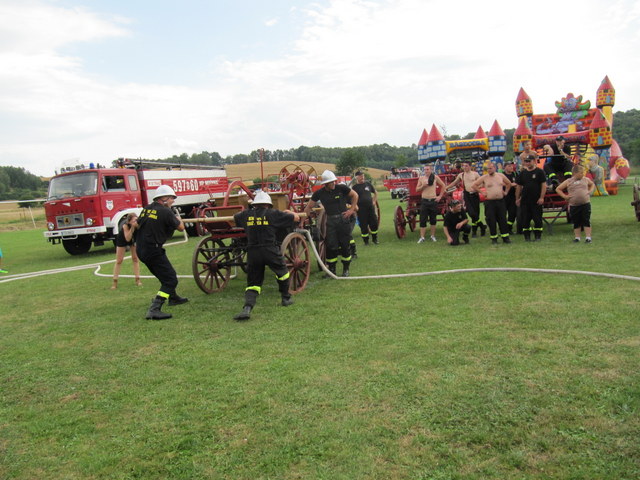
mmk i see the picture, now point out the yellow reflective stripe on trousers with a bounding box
[157,291,170,299]
[276,272,290,281]
[245,286,262,294]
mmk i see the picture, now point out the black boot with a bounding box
[363,236,369,245]
[146,296,172,320]
[480,223,487,237]
[472,225,478,238]
[233,305,252,321]
[168,293,189,306]
[534,230,542,242]
[324,262,337,278]
[524,231,531,242]
[463,234,469,244]
[278,278,293,306]
[372,233,379,245]
[342,261,350,277]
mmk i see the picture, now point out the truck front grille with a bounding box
[56,213,85,229]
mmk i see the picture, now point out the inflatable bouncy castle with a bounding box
[514,75,630,194]
[417,120,507,175]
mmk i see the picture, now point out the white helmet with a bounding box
[320,170,338,185]
[252,190,273,206]
[153,185,177,200]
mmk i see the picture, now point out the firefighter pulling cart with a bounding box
[188,165,326,295]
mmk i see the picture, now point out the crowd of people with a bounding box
[110,138,597,321]
[415,136,596,246]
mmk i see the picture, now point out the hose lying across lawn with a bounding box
[2,229,640,284]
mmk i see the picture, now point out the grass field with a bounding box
[1,181,639,479]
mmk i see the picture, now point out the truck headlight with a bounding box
[86,218,94,226]
[48,222,55,231]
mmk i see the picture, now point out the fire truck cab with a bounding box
[44,160,228,255]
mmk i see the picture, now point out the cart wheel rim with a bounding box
[394,205,406,239]
[192,237,231,294]
[281,232,311,294]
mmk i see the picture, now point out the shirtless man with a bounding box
[448,160,486,237]
[416,164,446,243]
[519,140,539,166]
[472,161,512,244]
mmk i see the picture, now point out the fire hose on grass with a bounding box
[3,219,640,285]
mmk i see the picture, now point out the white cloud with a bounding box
[0,0,639,177]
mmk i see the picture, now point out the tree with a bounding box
[336,149,365,176]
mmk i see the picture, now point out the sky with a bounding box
[1,0,639,177]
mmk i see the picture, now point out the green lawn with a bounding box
[1,182,639,479]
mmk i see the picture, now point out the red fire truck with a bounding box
[43,159,229,255]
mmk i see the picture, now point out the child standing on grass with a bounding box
[556,164,596,243]
[111,213,142,289]
[0,243,7,273]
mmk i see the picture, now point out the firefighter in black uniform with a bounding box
[135,185,188,320]
[545,135,573,189]
[351,170,379,245]
[502,160,518,234]
[516,156,547,241]
[304,170,358,277]
[232,191,300,321]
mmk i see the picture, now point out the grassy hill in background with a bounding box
[225,161,390,185]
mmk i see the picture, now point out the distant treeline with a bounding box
[0,166,46,202]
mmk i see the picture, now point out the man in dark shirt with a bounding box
[502,160,518,234]
[516,156,547,241]
[232,191,300,321]
[545,135,573,189]
[136,185,187,320]
[304,170,358,277]
[351,170,379,245]
[443,200,471,246]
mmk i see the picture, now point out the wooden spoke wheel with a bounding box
[278,163,318,212]
[194,207,217,237]
[192,237,232,294]
[281,232,311,294]
[394,205,407,239]
[408,210,417,232]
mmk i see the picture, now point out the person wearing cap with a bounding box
[416,164,446,243]
[442,199,471,246]
[135,185,187,320]
[545,136,574,190]
[351,170,380,245]
[471,161,512,245]
[448,160,486,238]
[502,160,518,234]
[232,191,300,321]
[515,153,547,241]
[304,169,358,277]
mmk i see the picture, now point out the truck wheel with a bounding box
[62,237,92,255]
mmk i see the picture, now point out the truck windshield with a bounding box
[48,172,98,200]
